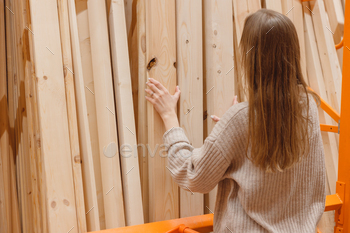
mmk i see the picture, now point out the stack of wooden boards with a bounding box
[0,0,344,232]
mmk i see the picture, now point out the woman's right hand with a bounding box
[211,95,239,122]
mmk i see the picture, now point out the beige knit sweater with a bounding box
[163,99,326,232]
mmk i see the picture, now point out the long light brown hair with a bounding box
[240,9,319,172]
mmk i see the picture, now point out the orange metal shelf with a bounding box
[92,214,213,233]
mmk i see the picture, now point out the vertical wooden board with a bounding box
[68,0,100,230]
[57,0,87,232]
[0,0,9,231]
[324,0,344,70]
[123,0,138,141]
[146,0,178,222]
[176,0,204,218]
[108,0,144,226]
[310,0,342,114]
[232,0,261,101]
[281,0,307,83]
[232,0,261,43]
[75,0,106,228]
[22,9,43,233]
[304,9,337,193]
[28,0,79,232]
[13,0,34,231]
[203,0,235,213]
[25,0,48,229]
[87,0,125,228]
[265,0,282,12]
[137,0,149,223]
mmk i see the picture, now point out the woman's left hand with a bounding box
[145,78,181,122]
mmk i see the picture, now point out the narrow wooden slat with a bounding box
[25,0,48,230]
[137,0,149,223]
[75,0,106,228]
[281,0,307,83]
[57,1,87,232]
[13,0,34,231]
[28,0,79,231]
[108,0,144,226]
[68,0,101,230]
[146,0,178,222]
[232,0,261,101]
[176,0,204,218]
[203,0,235,213]
[87,0,125,228]
[0,0,9,231]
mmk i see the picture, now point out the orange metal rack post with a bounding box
[90,1,349,232]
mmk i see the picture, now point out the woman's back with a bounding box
[209,98,325,232]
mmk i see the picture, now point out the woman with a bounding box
[145,9,325,232]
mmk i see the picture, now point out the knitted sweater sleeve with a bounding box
[163,103,247,194]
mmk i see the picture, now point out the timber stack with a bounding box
[0,0,344,232]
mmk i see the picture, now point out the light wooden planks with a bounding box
[176,0,204,218]
[203,0,235,213]
[67,0,100,230]
[310,0,342,114]
[146,0,179,222]
[304,7,337,232]
[57,0,87,232]
[87,0,125,228]
[28,0,79,232]
[75,0,106,228]
[108,0,144,226]
[304,6,338,194]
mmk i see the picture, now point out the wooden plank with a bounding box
[232,0,261,43]
[0,0,10,231]
[22,5,44,231]
[57,1,87,232]
[87,0,125,228]
[28,0,79,231]
[203,0,235,213]
[75,0,106,228]
[4,1,24,232]
[68,0,101,230]
[146,0,178,222]
[108,0,144,226]
[324,0,344,69]
[309,0,342,114]
[176,0,204,218]
[232,0,261,101]
[24,0,48,230]
[136,0,149,223]
[281,0,307,84]
[124,0,139,148]
[13,0,34,231]
[265,0,282,12]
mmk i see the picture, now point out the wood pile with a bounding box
[0,0,344,232]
